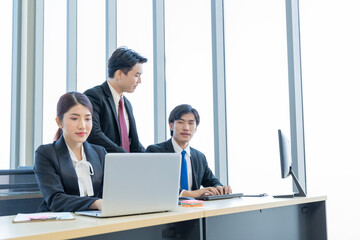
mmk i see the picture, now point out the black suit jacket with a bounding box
[146,139,222,192]
[84,81,145,153]
[34,136,107,212]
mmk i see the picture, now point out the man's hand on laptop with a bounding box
[215,185,232,195]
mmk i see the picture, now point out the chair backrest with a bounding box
[0,168,43,216]
[0,168,40,192]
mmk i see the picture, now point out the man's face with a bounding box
[170,112,198,148]
[117,63,143,93]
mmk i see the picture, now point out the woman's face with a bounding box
[56,104,92,147]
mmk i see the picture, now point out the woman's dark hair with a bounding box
[168,104,200,136]
[108,47,148,78]
[54,92,93,141]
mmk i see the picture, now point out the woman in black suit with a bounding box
[34,92,106,212]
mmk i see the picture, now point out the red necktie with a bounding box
[118,97,130,152]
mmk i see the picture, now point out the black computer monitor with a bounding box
[274,129,306,198]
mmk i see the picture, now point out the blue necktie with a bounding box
[180,150,189,190]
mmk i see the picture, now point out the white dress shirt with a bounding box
[66,144,94,197]
[172,137,193,191]
[107,81,130,135]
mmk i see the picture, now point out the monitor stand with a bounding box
[273,168,306,198]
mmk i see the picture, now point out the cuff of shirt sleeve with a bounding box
[179,190,185,197]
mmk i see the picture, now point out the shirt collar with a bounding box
[66,143,86,163]
[107,81,122,104]
[171,137,191,156]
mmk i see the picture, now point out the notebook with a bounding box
[76,153,181,217]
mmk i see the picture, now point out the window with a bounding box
[225,0,290,194]
[43,0,67,144]
[77,0,106,92]
[300,1,360,238]
[164,0,215,170]
[117,0,154,148]
[0,0,13,169]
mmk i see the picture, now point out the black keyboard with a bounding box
[195,193,244,201]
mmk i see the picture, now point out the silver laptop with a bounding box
[76,153,181,217]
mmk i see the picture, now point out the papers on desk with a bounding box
[12,212,75,223]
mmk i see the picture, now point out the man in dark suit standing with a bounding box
[146,104,232,198]
[84,47,147,153]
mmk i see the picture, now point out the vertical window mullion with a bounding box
[10,0,22,169]
[33,0,44,160]
[153,0,166,144]
[211,0,228,185]
[285,0,307,193]
[106,0,117,79]
[67,0,77,92]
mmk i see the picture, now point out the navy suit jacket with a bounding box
[34,136,107,212]
[84,81,145,153]
[146,139,222,192]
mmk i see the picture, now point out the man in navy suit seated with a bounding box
[146,104,232,198]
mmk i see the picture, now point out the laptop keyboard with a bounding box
[195,193,243,201]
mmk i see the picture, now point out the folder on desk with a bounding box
[12,212,75,223]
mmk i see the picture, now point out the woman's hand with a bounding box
[89,199,103,210]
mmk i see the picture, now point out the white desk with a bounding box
[0,196,327,240]
[202,196,327,240]
[202,195,326,217]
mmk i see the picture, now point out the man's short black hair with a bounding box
[108,47,148,78]
[168,104,200,136]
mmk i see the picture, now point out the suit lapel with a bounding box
[83,141,102,184]
[189,148,199,190]
[55,136,79,195]
[123,96,135,145]
[102,82,121,135]
[165,139,175,152]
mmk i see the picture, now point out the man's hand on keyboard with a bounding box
[215,185,232,195]
[182,187,221,198]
